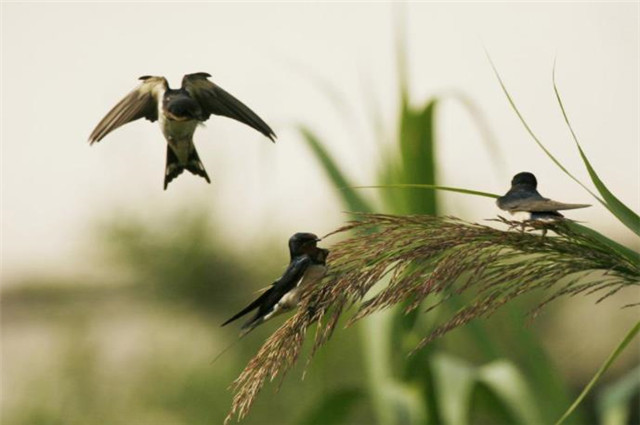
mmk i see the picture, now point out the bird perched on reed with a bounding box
[222,232,329,334]
[497,172,590,222]
[89,73,276,189]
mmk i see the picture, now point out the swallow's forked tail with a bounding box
[164,145,211,190]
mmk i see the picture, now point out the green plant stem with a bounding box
[554,320,640,425]
[350,184,498,199]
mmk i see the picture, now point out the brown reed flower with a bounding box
[225,213,639,423]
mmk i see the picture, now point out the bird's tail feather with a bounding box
[164,145,211,190]
[221,288,273,327]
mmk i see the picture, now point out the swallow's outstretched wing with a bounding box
[89,76,167,144]
[498,195,590,212]
[497,189,590,212]
[221,256,311,330]
[513,199,590,212]
[181,72,276,142]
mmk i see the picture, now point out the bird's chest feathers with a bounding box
[159,114,198,141]
[278,264,327,309]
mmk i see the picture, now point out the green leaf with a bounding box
[431,354,545,425]
[552,67,640,236]
[477,361,543,425]
[295,387,365,425]
[598,365,640,425]
[398,101,438,215]
[499,305,578,425]
[361,309,428,425]
[298,125,372,213]
[430,354,476,425]
[376,99,440,216]
[555,320,640,425]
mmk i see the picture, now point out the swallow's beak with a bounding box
[315,238,322,242]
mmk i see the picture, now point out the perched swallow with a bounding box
[222,233,329,333]
[497,172,590,221]
[89,73,276,189]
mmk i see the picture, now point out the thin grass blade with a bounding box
[597,365,640,425]
[485,51,605,204]
[351,183,499,199]
[554,320,640,425]
[552,67,640,236]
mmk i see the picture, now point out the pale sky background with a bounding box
[2,2,638,283]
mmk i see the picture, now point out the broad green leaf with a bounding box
[597,365,640,425]
[398,101,438,215]
[298,126,372,213]
[361,309,428,425]
[477,361,543,425]
[431,355,545,425]
[552,67,640,236]
[430,353,476,425]
[381,382,429,425]
[501,305,579,425]
[295,387,365,425]
[555,320,640,425]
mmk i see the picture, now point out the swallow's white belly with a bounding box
[510,210,561,223]
[159,116,199,163]
[510,211,533,221]
[267,264,328,320]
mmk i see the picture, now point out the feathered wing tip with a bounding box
[163,145,211,190]
[553,202,591,211]
[496,196,592,213]
[181,73,277,142]
[89,76,165,144]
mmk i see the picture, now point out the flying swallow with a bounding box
[222,233,329,333]
[89,73,276,189]
[496,172,590,221]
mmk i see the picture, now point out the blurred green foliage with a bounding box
[97,209,256,315]
[2,209,373,425]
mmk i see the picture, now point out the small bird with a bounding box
[222,233,329,333]
[497,171,590,221]
[89,73,276,189]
